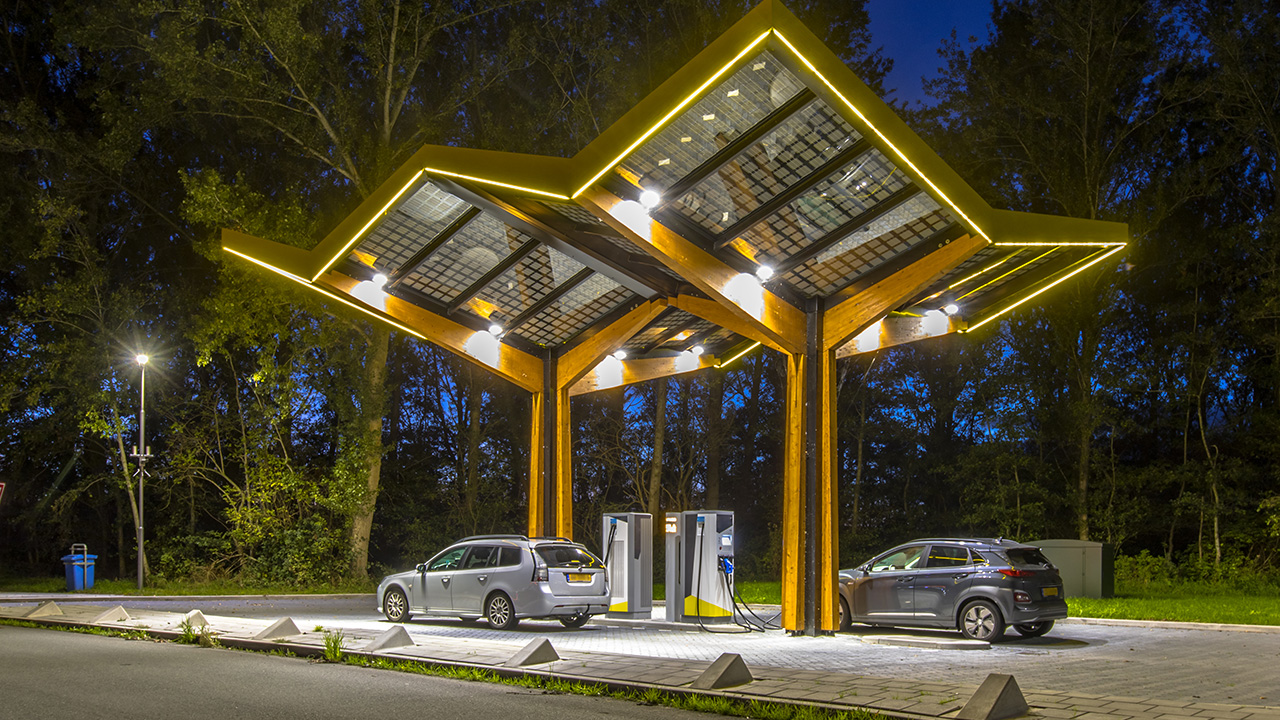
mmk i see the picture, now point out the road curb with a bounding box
[1060,616,1280,633]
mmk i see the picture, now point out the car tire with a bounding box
[383,587,410,623]
[558,612,591,628]
[959,599,1005,642]
[1013,620,1054,638]
[838,596,852,632]
[485,592,519,630]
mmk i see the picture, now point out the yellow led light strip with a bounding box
[224,247,427,340]
[570,30,772,198]
[993,242,1126,247]
[716,341,762,368]
[947,249,1025,291]
[426,167,570,200]
[962,245,1126,333]
[312,169,425,281]
[958,247,1058,301]
[771,30,990,244]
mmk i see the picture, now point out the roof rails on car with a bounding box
[529,536,573,543]
[458,534,528,542]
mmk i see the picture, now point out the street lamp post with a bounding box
[131,354,150,590]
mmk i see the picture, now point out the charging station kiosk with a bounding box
[602,513,652,619]
[664,510,735,623]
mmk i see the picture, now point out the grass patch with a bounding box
[1067,580,1280,625]
[339,654,876,720]
[0,575,375,596]
[653,580,781,605]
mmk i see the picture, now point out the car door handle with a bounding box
[477,575,488,583]
[441,577,451,586]
[897,576,914,582]
[951,573,971,579]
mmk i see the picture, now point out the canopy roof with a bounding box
[223,0,1126,393]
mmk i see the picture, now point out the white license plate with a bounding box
[1043,587,1059,597]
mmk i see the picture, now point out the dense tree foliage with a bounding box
[2,0,1277,586]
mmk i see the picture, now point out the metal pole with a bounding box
[136,362,146,591]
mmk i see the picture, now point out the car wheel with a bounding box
[383,587,410,623]
[485,592,519,630]
[558,612,591,628]
[1014,620,1054,638]
[838,596,852,632]
[959,599,1005,642]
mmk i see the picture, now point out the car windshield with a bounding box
[1005,548,1053,568]
[536,545,603,569]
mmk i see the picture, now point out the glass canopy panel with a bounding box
[784,200,955,298]
[353,181,471,272]
[725,148,911,265]
[951,246,1062,304]
[512,278,633,347]
[397,213,526,303]
[464,246,586,320]
[621,309,697,353]
[669,99,861,236]
[619,51,805,194]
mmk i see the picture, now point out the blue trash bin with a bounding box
[61,545,96,591]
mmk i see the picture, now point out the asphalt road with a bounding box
[0,624,728,720]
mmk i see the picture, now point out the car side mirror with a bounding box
[415,563,426,573]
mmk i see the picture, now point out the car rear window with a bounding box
[536,545,603,568]
[1006,548,1053,567]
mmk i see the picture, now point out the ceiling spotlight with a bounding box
[755,264,775,282]
[639,189,661,210]
[612,350,627,360]
[943,303,960,316]
[690,345,705,356]
[372,273,389,288]
[135,354,150,366]
[488,323,503,335]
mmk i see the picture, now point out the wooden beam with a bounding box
[567,353,717,397]
[579,187,806,354]
[553,385,572,539]
[321,272,544,393]
[816,342,838,632]
[557,300,668,390]
[823,233,985,352]
[834,314,966,358]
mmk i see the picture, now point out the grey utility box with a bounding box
[601,513,652,619]
[1035,539,1114,598]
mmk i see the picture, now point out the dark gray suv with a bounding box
[837,538,1067,641]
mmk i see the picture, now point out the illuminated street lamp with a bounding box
[131,354,151,590]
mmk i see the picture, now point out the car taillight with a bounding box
[1013,591,1031,603]
[532,553,548,583]
[998,569,1034,578]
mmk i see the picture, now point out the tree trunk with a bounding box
[705,369,724,509]
[349,323,390,578]
[646,377,668,518]
[1077,423,1090,541]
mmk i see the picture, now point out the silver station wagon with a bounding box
[838,537,1068,641]
[377,535,609,629]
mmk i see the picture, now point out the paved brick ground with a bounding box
[4,599,1278,720]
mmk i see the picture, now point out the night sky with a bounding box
[868,0,994,106]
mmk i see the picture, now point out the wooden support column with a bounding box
[781,300,839,635]
[781,351,806,631]
[532,350,573,539]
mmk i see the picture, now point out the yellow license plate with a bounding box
[1043,587,1059,597]
[567,573,591,583]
